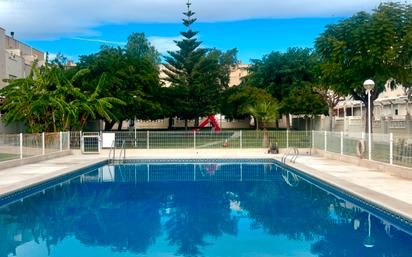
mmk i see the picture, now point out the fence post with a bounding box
[80,131,83,153]
[146,131,150,149]
[324,131,327,151]
[20,133,23,159]
[286,130,289,148]
[311,130,314,149]
[67,132,71,150]
[59,132,63,152]
[240,130,243,149]
[389,133,393,165]
[194,130,196,149]
[42,132,45,155]
[340,131,344,155]
[134,127,137,148]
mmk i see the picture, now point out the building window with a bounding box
[395,108,399,116]
[346,108,353,116]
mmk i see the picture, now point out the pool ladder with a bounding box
[108,140,126,164]
[281,147,299,163]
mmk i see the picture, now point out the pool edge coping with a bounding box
[279,157,412,224]
[0,157,107,199]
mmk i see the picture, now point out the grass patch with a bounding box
[0,153,19,161]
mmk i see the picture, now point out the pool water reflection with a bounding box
[0,162,411,257]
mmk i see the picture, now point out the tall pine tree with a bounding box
[163,0,236,129]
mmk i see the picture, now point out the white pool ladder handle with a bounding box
[119,140,126,163]
[108,140,116,164]
[282,147,299,163]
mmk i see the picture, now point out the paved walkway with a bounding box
[0,154,106,196]
[0,149,411,221]
[283,155,412,221]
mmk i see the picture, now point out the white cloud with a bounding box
[148,36,181,54]
[48,53,58,60]
[0,0,406,40]
[70,37,126,46]
[68,36,180,54]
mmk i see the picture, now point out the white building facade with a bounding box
[330,84,412,136]
[0,27,45,132]
[0,27,45,88]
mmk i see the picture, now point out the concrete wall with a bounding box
[133,118,253,130]
[5,51,25,78]
[0,28,5,88]
[107,116,289,130]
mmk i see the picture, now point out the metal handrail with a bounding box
[108,140,115,164]
[118,140,126,163]
[291,148,299,163]
[282,147,299,163]
[281,148,292,163]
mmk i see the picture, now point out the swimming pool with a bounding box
[0,159,411,257]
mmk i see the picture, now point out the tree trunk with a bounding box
[275,119,279,129]
[262,128,269,147]
[305,116,308,131]
[105,121,116,131]
[184,119,188,130]
[194,117,199,127]
[328,106,334,131]
[311,115,315,130]
[168,117,174,130]
[285,114,291,130]
[117,120,123,131]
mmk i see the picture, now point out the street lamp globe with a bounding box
[363,79,375,91]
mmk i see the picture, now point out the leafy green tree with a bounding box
[163,1,237,129]
[221,86,277,128]
[313,84,344,131]
[248,100,279,130]
[316,2,412,132]
[283,85,328,117]
[0,63,123,132]
[245,48,320,128]
[78,33,162,130]
[75,73,126,128]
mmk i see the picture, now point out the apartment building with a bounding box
[0,27,45,132]
[0,27,45,88]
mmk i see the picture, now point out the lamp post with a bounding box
[363,79,375,161]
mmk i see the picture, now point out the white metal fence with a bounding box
[71,130,313,150]
[0,132,70,162]
[1,130,411,169]
[69,130,412,169]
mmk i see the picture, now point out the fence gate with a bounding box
[81,132,101,154]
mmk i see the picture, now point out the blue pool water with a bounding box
[1,160,412,257]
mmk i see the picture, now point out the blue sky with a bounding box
[0,0,398,63]
[24,18,341,63]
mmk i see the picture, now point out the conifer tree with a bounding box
[163,0,237,129]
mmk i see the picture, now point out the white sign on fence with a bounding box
[102,133,115,148]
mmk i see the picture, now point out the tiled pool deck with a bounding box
[0,149,411,221]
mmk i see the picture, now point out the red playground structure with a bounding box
[195,115,221,132]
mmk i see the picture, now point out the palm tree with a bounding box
[75,73,126,128]
[0,64,125,132]
[248,100,279,147]
[248,100,279,130]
